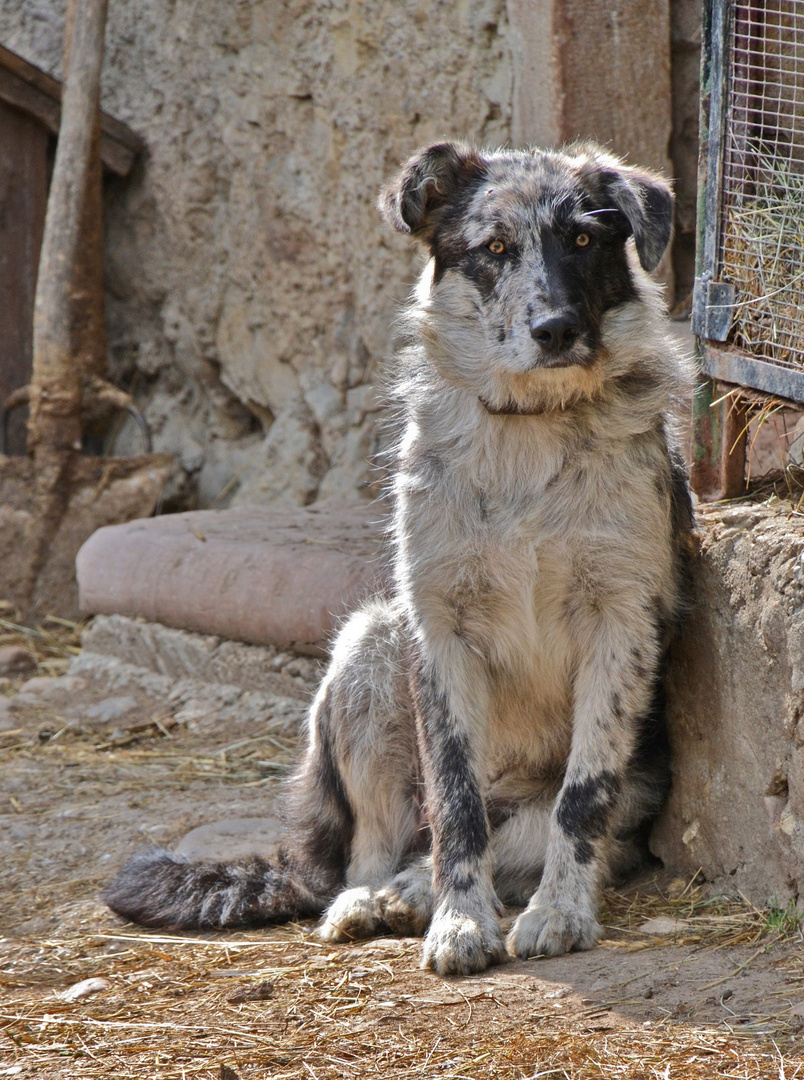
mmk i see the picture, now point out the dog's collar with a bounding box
[478,396,548,416]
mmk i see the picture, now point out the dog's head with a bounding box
[379,142,673,411]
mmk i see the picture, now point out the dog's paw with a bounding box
[316,886,381,943]
[421,906,508,976]
[506,900,601,959]
[376,865,434,937]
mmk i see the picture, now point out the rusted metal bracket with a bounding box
[691,276,735,342]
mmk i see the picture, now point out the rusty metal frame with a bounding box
[691,0,804,500]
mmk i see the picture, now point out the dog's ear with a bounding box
[584,156,673,272]
[379,142,487,241]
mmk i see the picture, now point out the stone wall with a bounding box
[654,502,804,905]
[0,0,699,509]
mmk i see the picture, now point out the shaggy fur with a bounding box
[104,142,695,976]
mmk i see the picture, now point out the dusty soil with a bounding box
[2,638,804,1078]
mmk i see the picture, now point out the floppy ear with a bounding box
[379,142,487,241]
[586,157,673,272]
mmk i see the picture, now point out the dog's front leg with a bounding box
[507,603,662,959]
[411,645,508,975]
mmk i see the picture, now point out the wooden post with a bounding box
[690,375,721,498]
[61,0,109,391]
[23,0,108,604]
[691,374,748,500]
[0,107,48,455]
[28,0,108,458]
[721,394,749,498]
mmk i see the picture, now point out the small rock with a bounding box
[8,693,43,710]
[84,696,138,724]
[18,676,57,696]
[227,980,275,1003]
[638,916,688,935]
[59,977,111,1002]
[0,698,16,730]
[0,646,37,678]
[18,675,87,698]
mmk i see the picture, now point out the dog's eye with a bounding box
[487,239,506,255]
[575,233,591,248]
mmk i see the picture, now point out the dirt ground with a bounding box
[2,623,804,1079]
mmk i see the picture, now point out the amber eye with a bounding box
[487,239,506,255]
[575,232,591,248]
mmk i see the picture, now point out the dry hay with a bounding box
[0,703,297,794]
[3,879,804,1079]
[3,613,804,1077]
[724,149,804,370]
[704,385,804,505]
[0,602,84,680]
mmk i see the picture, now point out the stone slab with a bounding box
[653,501,804,905]
[76,502,389,656]
[78,614,320,701]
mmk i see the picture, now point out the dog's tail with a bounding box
[102,848,331,930]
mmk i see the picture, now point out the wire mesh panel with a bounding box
[720,0,804,370]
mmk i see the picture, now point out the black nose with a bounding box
[529,313,579,351]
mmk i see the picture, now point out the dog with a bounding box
[104,142,695,976]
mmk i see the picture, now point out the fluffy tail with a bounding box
[102,848,331,930]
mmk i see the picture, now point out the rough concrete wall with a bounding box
[654,503,804,905]
[0,0,514,509]
[0,1,692,510]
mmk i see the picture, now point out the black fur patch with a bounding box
[410,659,489,892]
[281,687,353,895]
[556,772,620,864]
[379,142,487,241]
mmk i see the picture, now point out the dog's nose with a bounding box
[529,313,579,351]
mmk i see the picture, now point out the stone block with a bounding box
[653,502,804,905]
[0,646,37,678]
[79,614,316,701]
[76,502,388,656]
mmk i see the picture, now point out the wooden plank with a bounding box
[0,104,48,454]
[720,395,749,499]
[700,345,804,405]
[0,42,143,176]
[691,373,723,498]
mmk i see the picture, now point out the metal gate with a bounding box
[693,0,804,495]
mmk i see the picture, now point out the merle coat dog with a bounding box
[104,142,695,976]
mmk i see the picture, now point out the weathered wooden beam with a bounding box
[700,345,804,405]
[0,41,142,176]
[691,374,749,501]
[0,105,48,454]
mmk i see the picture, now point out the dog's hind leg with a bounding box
[313,599,421,943]
[103,599,417,932]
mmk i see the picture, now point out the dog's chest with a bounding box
[397,440,584,657]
